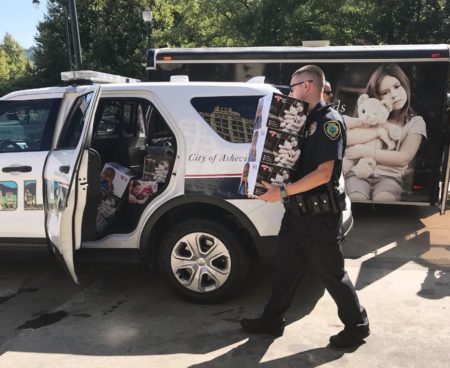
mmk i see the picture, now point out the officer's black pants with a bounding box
[263,211,368,328]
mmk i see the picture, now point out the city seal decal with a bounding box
[324,120,340,140]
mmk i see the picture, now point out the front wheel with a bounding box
[158,218,249,303]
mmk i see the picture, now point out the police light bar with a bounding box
[61,70,141,84]
[170,75,189,83]
[247,76,266,83]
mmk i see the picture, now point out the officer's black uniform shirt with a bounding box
[294,101,346,186]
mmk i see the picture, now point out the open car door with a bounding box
[44,86,101,283]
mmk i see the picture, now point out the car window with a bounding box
[191,96,261,143]
[94,99,149,138]
[94,100,121,137]
[0,98,61,153]
[58,92,93,149]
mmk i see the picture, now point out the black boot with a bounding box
[240,317,285,337]
[329,325,370,348]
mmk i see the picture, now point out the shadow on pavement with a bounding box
[344,204,432,259]
[0,253,346,365]
[188,335,357,368]
[0,203,448,364]
[416,263,450,299]
[344,204,450,299]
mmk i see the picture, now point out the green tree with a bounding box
[151,0,255,47]
[0,49,9,80]
[370,0,450,44]
[0,33,30,80]
[29,0,450,89]
[33,0,154,84]
[81,0,152,77]
[0,33,32,96]
[33,0,77,86]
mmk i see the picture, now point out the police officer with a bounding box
[241,65,370,348]
[323,80,333,104]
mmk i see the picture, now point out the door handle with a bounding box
[59,165,70,174]
[2,165,32,173]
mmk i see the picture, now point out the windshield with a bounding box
[0,98,61,152]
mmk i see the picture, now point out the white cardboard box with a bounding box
[240,93,308,195]
[100,162,134,198]
[254,93,307,135]
[246,162,293,196]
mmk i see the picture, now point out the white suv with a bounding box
[0,74,353,302]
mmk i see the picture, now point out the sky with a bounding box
[0,0,48,49]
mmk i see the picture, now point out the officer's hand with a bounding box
[257,181,281,202]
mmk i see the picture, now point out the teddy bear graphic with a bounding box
[279,103,306,134]
[343,94,402,179]
[274,136,300,168]
[153,160,169,182]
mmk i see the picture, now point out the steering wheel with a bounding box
[0,139,22,151]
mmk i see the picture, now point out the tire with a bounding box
[158,218,249,303]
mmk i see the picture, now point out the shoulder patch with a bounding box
[323,120,341,140]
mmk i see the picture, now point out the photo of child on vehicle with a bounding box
[341,64,427,202]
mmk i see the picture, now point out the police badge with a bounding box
[308,121,317,136]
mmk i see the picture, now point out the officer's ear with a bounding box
[306,80,316,92]
[303,80,311,92]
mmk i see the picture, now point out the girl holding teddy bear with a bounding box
[344,63,427,202]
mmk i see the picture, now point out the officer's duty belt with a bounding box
[284,183,346,216]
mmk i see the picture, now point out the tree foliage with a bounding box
[0,49,8,81]
[0,33,32,96]
[3,0,450,93]
[0,33,30,80]
[369,0,450,44]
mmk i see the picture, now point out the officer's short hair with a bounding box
[292,65,325,91]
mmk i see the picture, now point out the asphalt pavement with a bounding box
[0,204,449,367]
